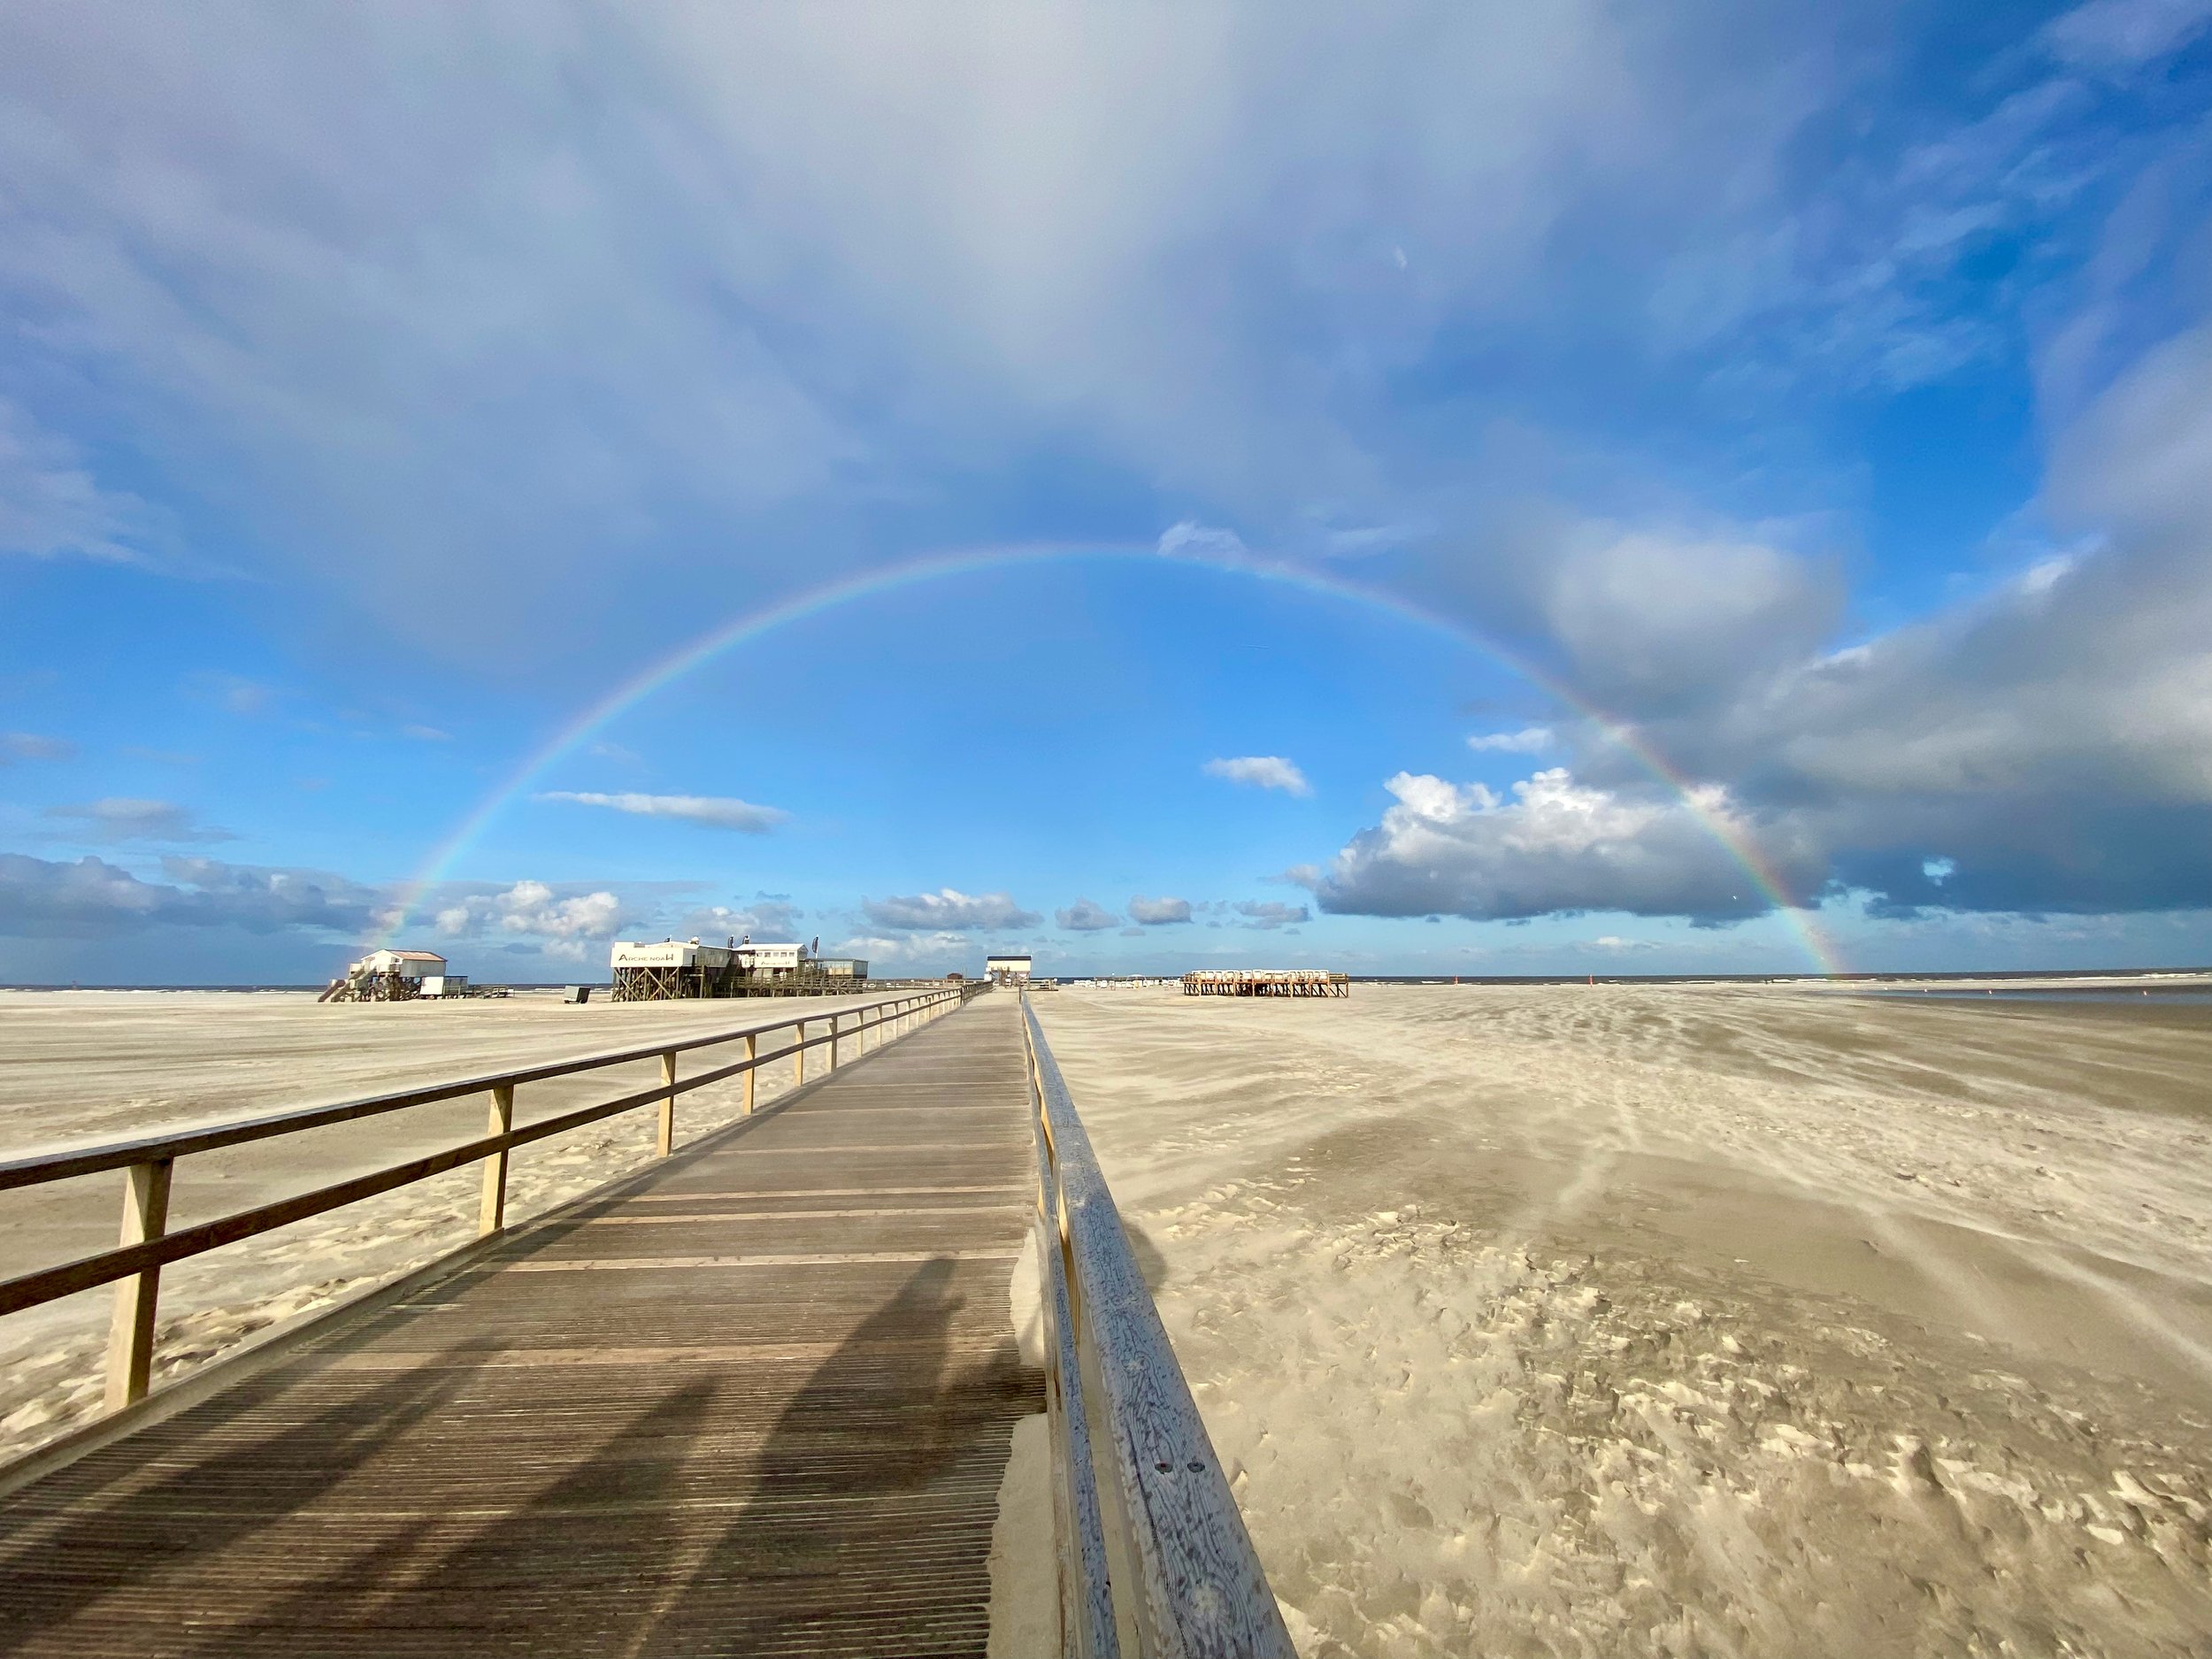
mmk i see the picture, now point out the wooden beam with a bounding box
[103,1158,173,1413]
[477,1083,515,1237]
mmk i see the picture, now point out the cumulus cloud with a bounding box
[1467,726,1554,754]
[1317,768,1824,923]
[834,931,970,964]
[1,733,73,764]
[863,888,1041,931]
[1574,323,2212,918]
[535,791,789,833]
[1056,898,1119,932]
[683,898,804,940]
[0,853,380,938]
[433,879,623,961]
[1204,756,1312,796]
[1235,900,1311,929]
[1127,895,1194,926]
[1340,283,2212,927]
[1157,521,1253,565]
[43,798,235,843]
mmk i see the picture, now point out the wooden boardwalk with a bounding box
[0,997,1041,1657]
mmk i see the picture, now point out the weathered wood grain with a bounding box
[1023,998,1296,1659]
[0,996,1041,1658]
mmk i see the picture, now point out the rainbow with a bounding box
[379,541,1846,975]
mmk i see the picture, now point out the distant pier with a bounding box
[1181,969,1351,997]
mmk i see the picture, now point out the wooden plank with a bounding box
[620,1187,1024,1202]
[0,995,1042,1658]
[579,1206,1026,1224]
[101,1159,172,1413]
[508,1249,1025,1272]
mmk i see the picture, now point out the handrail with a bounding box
[1019,995,1294,1659]
[0,980,990,1420]
[0,985,960,1189]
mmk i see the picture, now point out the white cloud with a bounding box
[862,888,1041,931]
[2039,0,2212,69]
[1318,768,1823,922]
[0,4,1847,662]
[535,791,789,833]
[42,798,234,843]
[1156,521,1252,565]
[1466,726,1555,754]
[1204,756,1312,796]
[1235,900,1310,929]
[0,397,149,562]
[0,852,379,938]
[1538,528,1839,713]
[683,899,803,941]
[1127,895,1193,925]
[401,724,451,742]
[1,733,73,764]
[834,930,970,964]
[1056,898,1118,932]
[433,879,623,956]
[189,674,278,717]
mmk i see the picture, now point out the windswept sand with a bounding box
[1038,983,2212,1659]
[0,987,895,1461]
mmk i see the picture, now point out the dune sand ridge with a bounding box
[1038,983,2212,1658]
[0,987,894,1462]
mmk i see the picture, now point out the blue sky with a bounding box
[3,1,2209,983]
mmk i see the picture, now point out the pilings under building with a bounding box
[609,939,871,1002]
[1181,969,1351,998]
[319,949,467,1003]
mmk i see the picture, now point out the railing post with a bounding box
[657,1051,677,1156]
[104,1156,173,1412]
[478,1082,515,1237]
[831,1012,843,1069]
[742,1033,757,1116]
[795,1020,808,1087]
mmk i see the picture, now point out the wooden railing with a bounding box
[1019,995,1295,1659]
[0,981,989,1417]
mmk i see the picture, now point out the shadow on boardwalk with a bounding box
[0,1335,498,1655]
[21,1259,1039,1656]
[641,1255,1033,1656]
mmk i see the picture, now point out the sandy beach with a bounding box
[3,981,2208,1655]
[1037,982,2212,1658]
[0,987,896,1462]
